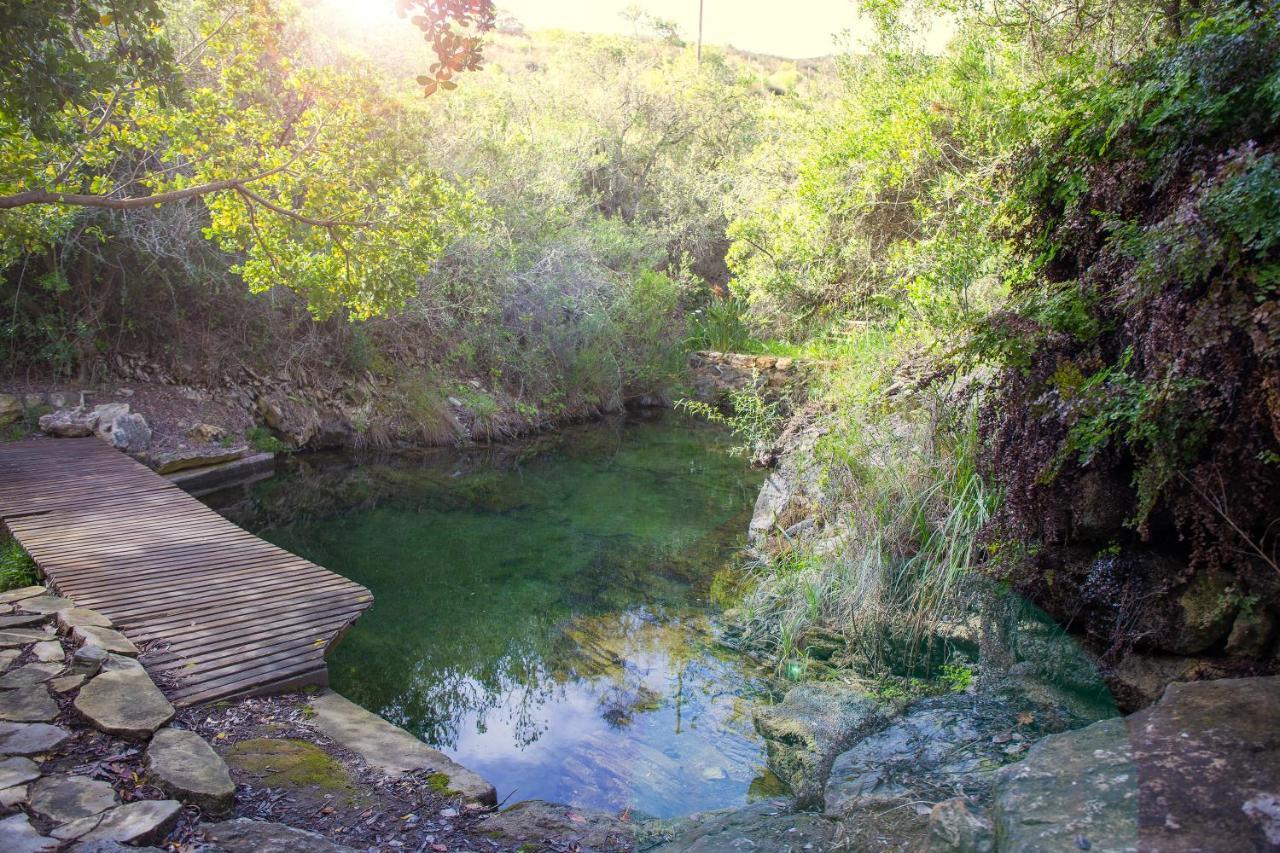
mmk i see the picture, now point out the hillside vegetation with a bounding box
[2,0,1278,697]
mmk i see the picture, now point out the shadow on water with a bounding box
[202,411,776,817]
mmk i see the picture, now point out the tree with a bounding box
[0,0,494,319]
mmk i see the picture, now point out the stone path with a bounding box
[0,585,230,847]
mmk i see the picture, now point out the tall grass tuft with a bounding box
[0,537,39,592]
[730,325,998,676]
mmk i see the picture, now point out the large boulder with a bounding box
[992,676,1280,851]
[824,690,1078,820]
[90,403,151,453]
[991,716,1137,852]
[1127,676,1280,850]
[752,681,885,807]
[38,409,97,438]
[255,394,319,448]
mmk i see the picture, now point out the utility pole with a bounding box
[697,0,704,63]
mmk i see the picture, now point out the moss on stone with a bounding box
[423,771,460,796]
[227,738,357,796]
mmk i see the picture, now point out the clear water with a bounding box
[203,412,774,818]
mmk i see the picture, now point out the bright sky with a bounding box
[319,0,952,58]
[497,0,867,58]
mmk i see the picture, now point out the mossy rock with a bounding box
[226,738,363,803]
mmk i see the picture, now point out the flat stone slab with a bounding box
[0,648,20,670]
[51,674,86,693]
[29,775,118,823]
[74,668,174,738]
[17,595,74,614]
[0,755,41,788]
[0,663,63,689]
[0,783,28,807]
[31,641,63,663]
[0,684,59,721]
[202,818,358,852]
[149,446,247,475]
[51,799,181,845]
[146,727,235,815]
[71,626,137,656]
[72,842,165,853]
[308,690,496,805]
[0,587,47,605]
[0,614,50,629]
[166,452,274,493]
[0,813,57,852]
[0,721,70,755]
[57,609,112,634]
[70,645,107,676]
[0,628,55,647]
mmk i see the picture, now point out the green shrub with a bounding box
[247,426,290,454]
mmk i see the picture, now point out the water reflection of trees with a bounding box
[203,414,770,763]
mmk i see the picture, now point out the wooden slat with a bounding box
[0,437,371,706]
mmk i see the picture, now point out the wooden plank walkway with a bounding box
[0,438,372,706]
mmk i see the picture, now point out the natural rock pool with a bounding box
[203,412,774,818]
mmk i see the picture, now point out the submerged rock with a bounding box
[752,681,884,807]
[479,800,634,852]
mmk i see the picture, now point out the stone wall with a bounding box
[686,351,828,405]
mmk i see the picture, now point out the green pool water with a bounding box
[204,411,774,818]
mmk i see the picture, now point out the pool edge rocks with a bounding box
[306,690,497,806]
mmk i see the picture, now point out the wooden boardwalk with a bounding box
[0,438,371,706]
